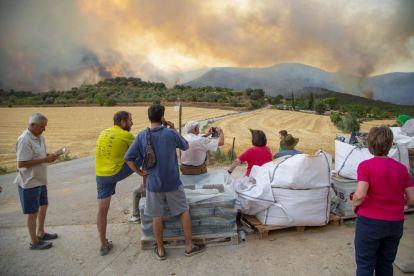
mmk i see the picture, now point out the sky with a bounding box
[0,0,413,92]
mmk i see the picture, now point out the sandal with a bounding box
[184,243,206,257]
[100,239,113,256]
[38,232,58,241]
[30,240,53,250]
[153,245,166,260]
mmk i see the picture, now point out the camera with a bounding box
[161,118,168,127]
[211,127,219,138]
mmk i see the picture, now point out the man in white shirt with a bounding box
[15,113,59,250]
[180,121,224,175]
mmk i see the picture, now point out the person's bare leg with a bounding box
[27,212,39,245]
[181,210,194,252]
[97,196,111,246]
[37,204,48,237]
[153,216,164,256]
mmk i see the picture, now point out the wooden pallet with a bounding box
[243,214,340,239]
[338,207,414,225]
[141,232,238,250]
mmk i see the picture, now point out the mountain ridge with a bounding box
[180,63,414,105]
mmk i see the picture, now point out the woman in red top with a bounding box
[228,128,272,177]
[353,125,414,275]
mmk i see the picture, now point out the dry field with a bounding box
[0,106,237,169]
[0,107,396,170]
[213,109,395,159]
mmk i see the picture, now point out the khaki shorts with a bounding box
[144,185,189,217]
[180,163,207,175]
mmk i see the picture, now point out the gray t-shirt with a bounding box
[14,129,48,189]
[275,149,303,159]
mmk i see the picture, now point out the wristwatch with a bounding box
[228,170,232,174]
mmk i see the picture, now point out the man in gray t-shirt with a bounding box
[274,134,303,159]
[15,113,59,250]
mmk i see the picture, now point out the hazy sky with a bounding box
[0,0,413,92]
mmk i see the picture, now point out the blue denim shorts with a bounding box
[18,185,48,214]
[96,161,140,199]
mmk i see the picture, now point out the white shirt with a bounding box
[14,129,48,188]
[181,133,219,166]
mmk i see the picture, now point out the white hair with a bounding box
[29,113,48,126]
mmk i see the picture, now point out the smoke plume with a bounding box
[0,0,413,92]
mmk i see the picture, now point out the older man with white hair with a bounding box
[180,121,224,175]
[15,113,59,250]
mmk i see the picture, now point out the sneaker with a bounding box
[37,232,58,241]
[127,216,141,223]
[153,246,166,260]
[30,240,53,250]
[100,239,113,256]
[184,243,206,257]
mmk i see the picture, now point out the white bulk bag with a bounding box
[335,140,410,180]
[252,150,332,189]
[390,127,414,148]
[255,187,331,226]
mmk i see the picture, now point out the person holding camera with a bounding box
[180,121,224,175]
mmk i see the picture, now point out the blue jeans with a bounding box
[355,215,404,276]
[96,160,141,199]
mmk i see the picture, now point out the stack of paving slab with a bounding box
[140,170,237,238]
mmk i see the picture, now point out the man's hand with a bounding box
[216,127,223,135]
[137,169,150,177]
[45,154,59,163]
[204,127,214,137]
[165,121,175,129]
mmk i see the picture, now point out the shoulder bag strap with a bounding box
[146,128,151,146]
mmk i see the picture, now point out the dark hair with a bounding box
[113,111,131,126]
[148,104,165,123]
[279,130,287,137]
[249,128,267,147]
[367,125,393,156]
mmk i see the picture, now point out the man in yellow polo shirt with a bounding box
[95,111,143,256]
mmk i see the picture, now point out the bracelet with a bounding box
[228,170,232,174]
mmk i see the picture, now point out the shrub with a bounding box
[382,111,389,118]
[106,98,117,106]
[250,100,261,109]
[167,96,177,102]
[314,101,327,115]
[330,114,342,124]
[96,95,105,106]
[229,99,238,107]
[342,113,360,132]
[153,99,160,104]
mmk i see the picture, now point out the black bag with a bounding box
[142,128,156,168]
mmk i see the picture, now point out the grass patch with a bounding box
[210,148,238,166]
[0,165,18,175]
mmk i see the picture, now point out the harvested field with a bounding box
[0,106,237,169]
[213,109,396,159]
[0,107,397,170]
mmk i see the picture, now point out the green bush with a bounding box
[250,100,261,109]
[314,101,326,115]
[343,113,360,132]
[106,98,117,106]
[153,99,160,104]
[330,114,342,124]
[96,95,105,106]
[382,111,389,118]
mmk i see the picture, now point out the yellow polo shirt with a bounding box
[95,125,135,176]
